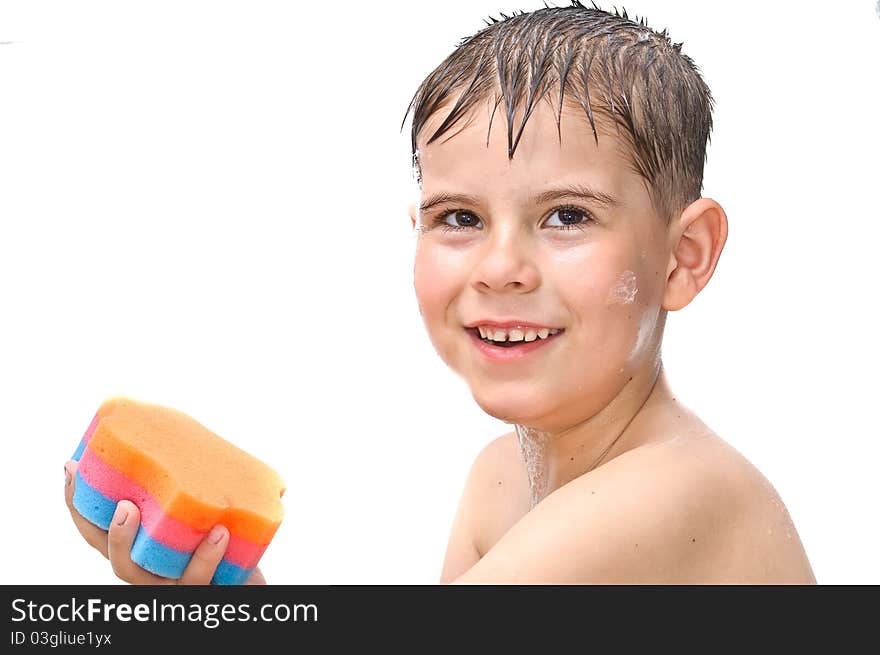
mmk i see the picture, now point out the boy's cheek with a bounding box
[413,252,455,319]
[561,273,656,377]
[603,272,659,358]
[412,252,462,362]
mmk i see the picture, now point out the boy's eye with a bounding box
[543,207,593,230]
[438,210,483,231]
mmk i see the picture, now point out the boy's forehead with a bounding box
[416,99,640,201]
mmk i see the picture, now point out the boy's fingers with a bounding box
[245,566,267,585]
[178,526,228,585]
[106,501,173,585]
[64,460,110,559]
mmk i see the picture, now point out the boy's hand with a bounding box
[64,460,266,585]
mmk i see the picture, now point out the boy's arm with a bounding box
[438,445,490,583]
[449,444,748,584]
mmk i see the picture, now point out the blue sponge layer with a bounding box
[71,437,86,462]
[72,469,253,585]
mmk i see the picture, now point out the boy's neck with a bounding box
[516,358,679,506]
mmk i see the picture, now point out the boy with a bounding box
[64,1,815,584]
[402,1,815,583]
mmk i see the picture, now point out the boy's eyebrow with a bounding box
[419,183,620,213]
[533,184,620,208]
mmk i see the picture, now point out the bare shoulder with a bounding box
[453,432,816,584]
[613,433,815,583]
[686,434,816,583]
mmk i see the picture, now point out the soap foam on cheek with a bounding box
[607,270,638,305]
[605,270,658,363]
[629,306,659,362]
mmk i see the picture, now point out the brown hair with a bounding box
[401,1,715,221]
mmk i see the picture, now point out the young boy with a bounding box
[64,1,815,584]
[402,1,815,583]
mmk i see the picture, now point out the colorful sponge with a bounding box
[71,396,285,585]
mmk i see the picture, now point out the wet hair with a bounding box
[400,0,714,222]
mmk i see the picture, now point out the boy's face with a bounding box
[411,99,673,432]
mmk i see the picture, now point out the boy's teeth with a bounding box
[475,326,561,343]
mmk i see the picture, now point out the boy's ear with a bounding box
[409,203,417,230]
[662,198,728,311]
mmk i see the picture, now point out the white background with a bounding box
[1,0,878,584]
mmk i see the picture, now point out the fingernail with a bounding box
[113,504,129,526]
[64,464,71,487]
[208,526,226,545]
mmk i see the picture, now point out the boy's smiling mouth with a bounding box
[464,320,564,354]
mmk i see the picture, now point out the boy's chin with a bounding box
[468,386,552,427]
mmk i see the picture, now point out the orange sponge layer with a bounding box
[84,397,285,545]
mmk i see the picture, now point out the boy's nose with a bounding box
[470,230,540,294]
